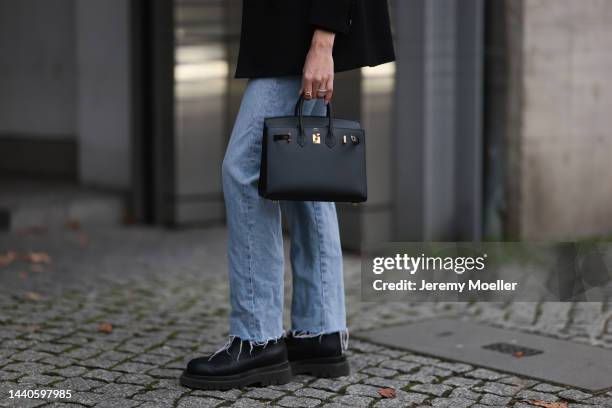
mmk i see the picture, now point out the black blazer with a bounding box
[235,0,395,78]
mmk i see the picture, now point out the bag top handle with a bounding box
[294,96,335,147]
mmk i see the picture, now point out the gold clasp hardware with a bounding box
[273,133,292,143]
[312,133,321,144]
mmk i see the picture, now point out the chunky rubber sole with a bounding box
[290,355,350,378]
[179,361,292,390]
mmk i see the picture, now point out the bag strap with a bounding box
[294,96,335,148]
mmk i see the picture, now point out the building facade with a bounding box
[1,0,611,246]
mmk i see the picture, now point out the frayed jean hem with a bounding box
[288,327,349,353]
[211,332,286,362]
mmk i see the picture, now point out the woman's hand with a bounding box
[301,29,335,104]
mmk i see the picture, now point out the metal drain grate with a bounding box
[483,342,543,357]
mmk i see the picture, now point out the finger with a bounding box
[316,80,327,100]
[324,76,334,104]
[312,75,324,100]
[302,73,314,100]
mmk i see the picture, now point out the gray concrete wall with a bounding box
[76,0,132,189]
[509,0,612,239]
[0,0,132,187]
[0,0,76,138]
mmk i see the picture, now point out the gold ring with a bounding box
[304,91,312,97]
[318,89,327,93]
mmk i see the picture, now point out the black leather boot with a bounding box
[180,337,291,390]
[285,332,350,378]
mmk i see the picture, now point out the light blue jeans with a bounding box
[222,77,347,345]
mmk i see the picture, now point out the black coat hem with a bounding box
[234,56,395,79]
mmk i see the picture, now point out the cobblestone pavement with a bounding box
[1,226,612,407]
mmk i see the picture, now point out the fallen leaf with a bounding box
[97,322,113,333]
[17,225,48,235]
[512,351,525,358]
[23,291,43,301]
[527,400,568,408]
[15,324,41,332]
[30,264,45,273]
[124,214,137,225]
[378,388,397,399]
[77,233,89,247]
[0,251,17,267]
[65,220,81,230]
[22,252,51,264]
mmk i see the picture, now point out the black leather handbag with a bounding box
[259,97,367,202]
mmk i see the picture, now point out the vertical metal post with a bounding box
[393,0,427,241]
[455,0,484,241]
[149,0,175,225]
[129,0,149,222]
[393,0,483,241]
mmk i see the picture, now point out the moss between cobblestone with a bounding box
[402,381,423,392]
[175,297,199,313]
